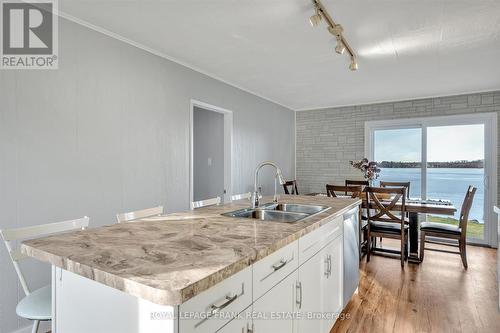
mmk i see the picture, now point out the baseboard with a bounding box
[8,321,51,333]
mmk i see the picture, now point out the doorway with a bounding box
[189,100,233,205]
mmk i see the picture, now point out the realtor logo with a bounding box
[1,0,58,69]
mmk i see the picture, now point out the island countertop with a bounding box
[21,195,360,306]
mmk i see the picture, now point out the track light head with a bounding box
[335,37,345,54]
[349,57,358,71]
[309,12,322,27]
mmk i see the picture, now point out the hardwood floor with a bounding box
[331,240,499,333]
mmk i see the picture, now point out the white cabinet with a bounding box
[320,237,343,332]
[296,250,323,333]
[296,233,343,333]
[253,272,295,333]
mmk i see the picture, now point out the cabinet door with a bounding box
[253,272,295,333]
[296,251,323,333]
[321,237,343,333]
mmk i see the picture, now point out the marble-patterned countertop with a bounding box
[21,195,360,305]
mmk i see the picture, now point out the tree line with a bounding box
[378,160,484,168]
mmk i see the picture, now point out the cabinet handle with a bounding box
[195,283,244,328]
[209,294,238,317]
[296,281,303,309]
[328,255,332,278]
[272,259,287,271]
[324,256,330,277]
[260,256,293,281]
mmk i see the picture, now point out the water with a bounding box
[377,168,484,223]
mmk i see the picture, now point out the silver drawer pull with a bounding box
[272,259,287,271]
[209,294,238,316]
[194,283,245,328]
[260,255,293,282]
[296,281,302,309]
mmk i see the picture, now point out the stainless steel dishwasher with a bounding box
[343,206,360,306]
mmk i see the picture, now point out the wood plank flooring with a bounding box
[331,240,499,333]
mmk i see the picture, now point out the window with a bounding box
[366,113,497,245]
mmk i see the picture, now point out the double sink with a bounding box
[222,203,330,223]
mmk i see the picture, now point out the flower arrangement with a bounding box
[350,158,381,181]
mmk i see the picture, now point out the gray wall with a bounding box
[193,107,224,201]
[0,19,295,333]
[296,91,500,195]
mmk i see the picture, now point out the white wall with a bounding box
[0,18,295,333]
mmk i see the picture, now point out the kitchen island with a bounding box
[21,195,360,333]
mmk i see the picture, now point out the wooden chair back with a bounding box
[191,196,221,209]
[365,187,406,226]
[459,186,477,233]
[283,180,299,195]
[116,206,163,223]
[0,216,89,296]
[380,181,411,198]
[231,192,251,201]
[326,185,362,198]
[345,179,369,190]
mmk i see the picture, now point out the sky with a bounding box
[374,124,484,162]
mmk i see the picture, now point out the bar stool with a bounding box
[191,197,221,209]
[0,216,90,333]
[116,206,164,223]
[231,192,251,201]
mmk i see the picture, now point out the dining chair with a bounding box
[116,206,164,223]
[378,181,411,244]
[283,180,299,195]
[191,196,221,209]
[231,192,251,201]
[365,187,408,267]
[419,185,476,269]
[345,179,369,190]
[0,216,90,333]
[326,184,362,198]
[380,181,411,198]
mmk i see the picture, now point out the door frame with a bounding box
[365,112,497,247]
[189,99,233,205]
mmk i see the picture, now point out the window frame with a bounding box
[365,112,497,246]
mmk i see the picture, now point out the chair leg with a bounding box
[31,320,40,333]
[366,233,371,262]
[404,233,408,260]
[459,239,468,269]
[400,236,404,267]
[419,231,425,262]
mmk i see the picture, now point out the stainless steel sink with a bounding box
[222,203,330,223]
[261,203,330,215]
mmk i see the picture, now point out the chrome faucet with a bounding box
[251,161,286,208]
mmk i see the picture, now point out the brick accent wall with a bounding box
[296,91,500,195]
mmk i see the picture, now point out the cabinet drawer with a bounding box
[298,215,342,265]
[253,240,298,300]
[179,265,252,333]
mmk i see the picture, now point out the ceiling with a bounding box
[60,0,500,111]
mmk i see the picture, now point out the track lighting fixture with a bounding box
[309,10,322,27]
[335,37,345,54]
[349,57,358,71]
[310,0,358,70]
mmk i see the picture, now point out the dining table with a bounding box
[307,193,457,263]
